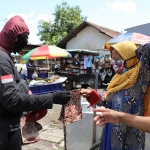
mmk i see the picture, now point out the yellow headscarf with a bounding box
[106,41,140,97]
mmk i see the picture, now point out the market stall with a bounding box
[22,45,71,94]
[60,49,99,90]
[28,75,67,94]
[93,54,115,87]
[60,49,114,89]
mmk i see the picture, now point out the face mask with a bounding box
[112,60,128,74]
[14,34,28,53]
[124,56,139,69]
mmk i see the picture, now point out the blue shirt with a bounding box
[26,63,36,79]
[86,57,92,67]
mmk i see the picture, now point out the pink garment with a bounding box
[58,89,82,125]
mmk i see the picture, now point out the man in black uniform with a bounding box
[0,15,71,150]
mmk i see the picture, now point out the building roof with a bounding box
[20,44,40,55]
[57,21,121,48]
[125,23,150,30]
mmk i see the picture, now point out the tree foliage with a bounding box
[37,2,87,45]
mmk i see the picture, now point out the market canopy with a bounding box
[22,45,72,60]
[103,32,150,50]
[66,49,99,55]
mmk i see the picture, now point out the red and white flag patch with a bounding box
[1,74,13,84]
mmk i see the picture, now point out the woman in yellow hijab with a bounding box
[81,41,150,150]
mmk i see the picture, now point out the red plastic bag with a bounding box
[26,110,47,122]
[26,90,48,122]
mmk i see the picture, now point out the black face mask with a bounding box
[124,56,139,69]
[14,34,28,53]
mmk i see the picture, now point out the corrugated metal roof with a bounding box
[57,21,121,48]
[66,49,99,55]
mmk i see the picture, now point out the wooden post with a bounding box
[63,106,67,150]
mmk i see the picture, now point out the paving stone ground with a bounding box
[22,104,65,150]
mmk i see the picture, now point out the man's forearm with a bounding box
[120,112,150,133]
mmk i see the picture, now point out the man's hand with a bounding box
[93,107,122,127]
[52,91,71,105]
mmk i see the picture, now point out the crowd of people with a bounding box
[1,14,150,150]
[13,58,38,81]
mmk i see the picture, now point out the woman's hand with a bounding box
[93,107,121,127]
[80,89,91,98]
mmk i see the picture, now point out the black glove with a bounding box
[52,91,71,105]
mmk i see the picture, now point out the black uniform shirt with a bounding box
[0,50,53,132]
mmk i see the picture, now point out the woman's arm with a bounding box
[80,89,91,98]
[93,108,150,133]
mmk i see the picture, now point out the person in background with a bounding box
[86,56,92,75]
[26,59,36,80]
[11,53,17,64]
[73,53,80,66]
[54,62,61,75]
[12,56,17,64]
[81,41,150,150]
[0,15,71,150]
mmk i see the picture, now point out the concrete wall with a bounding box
[125,23,150,37]
[66,26,111,50]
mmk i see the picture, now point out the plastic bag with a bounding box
[32,71,38,80]
[20,117,40,144]
[26,110,47,122]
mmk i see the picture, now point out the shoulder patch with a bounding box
[1,74,13,84]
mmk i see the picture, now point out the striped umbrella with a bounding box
[22,45,71,60]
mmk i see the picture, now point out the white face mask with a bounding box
[29,63,32,66]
